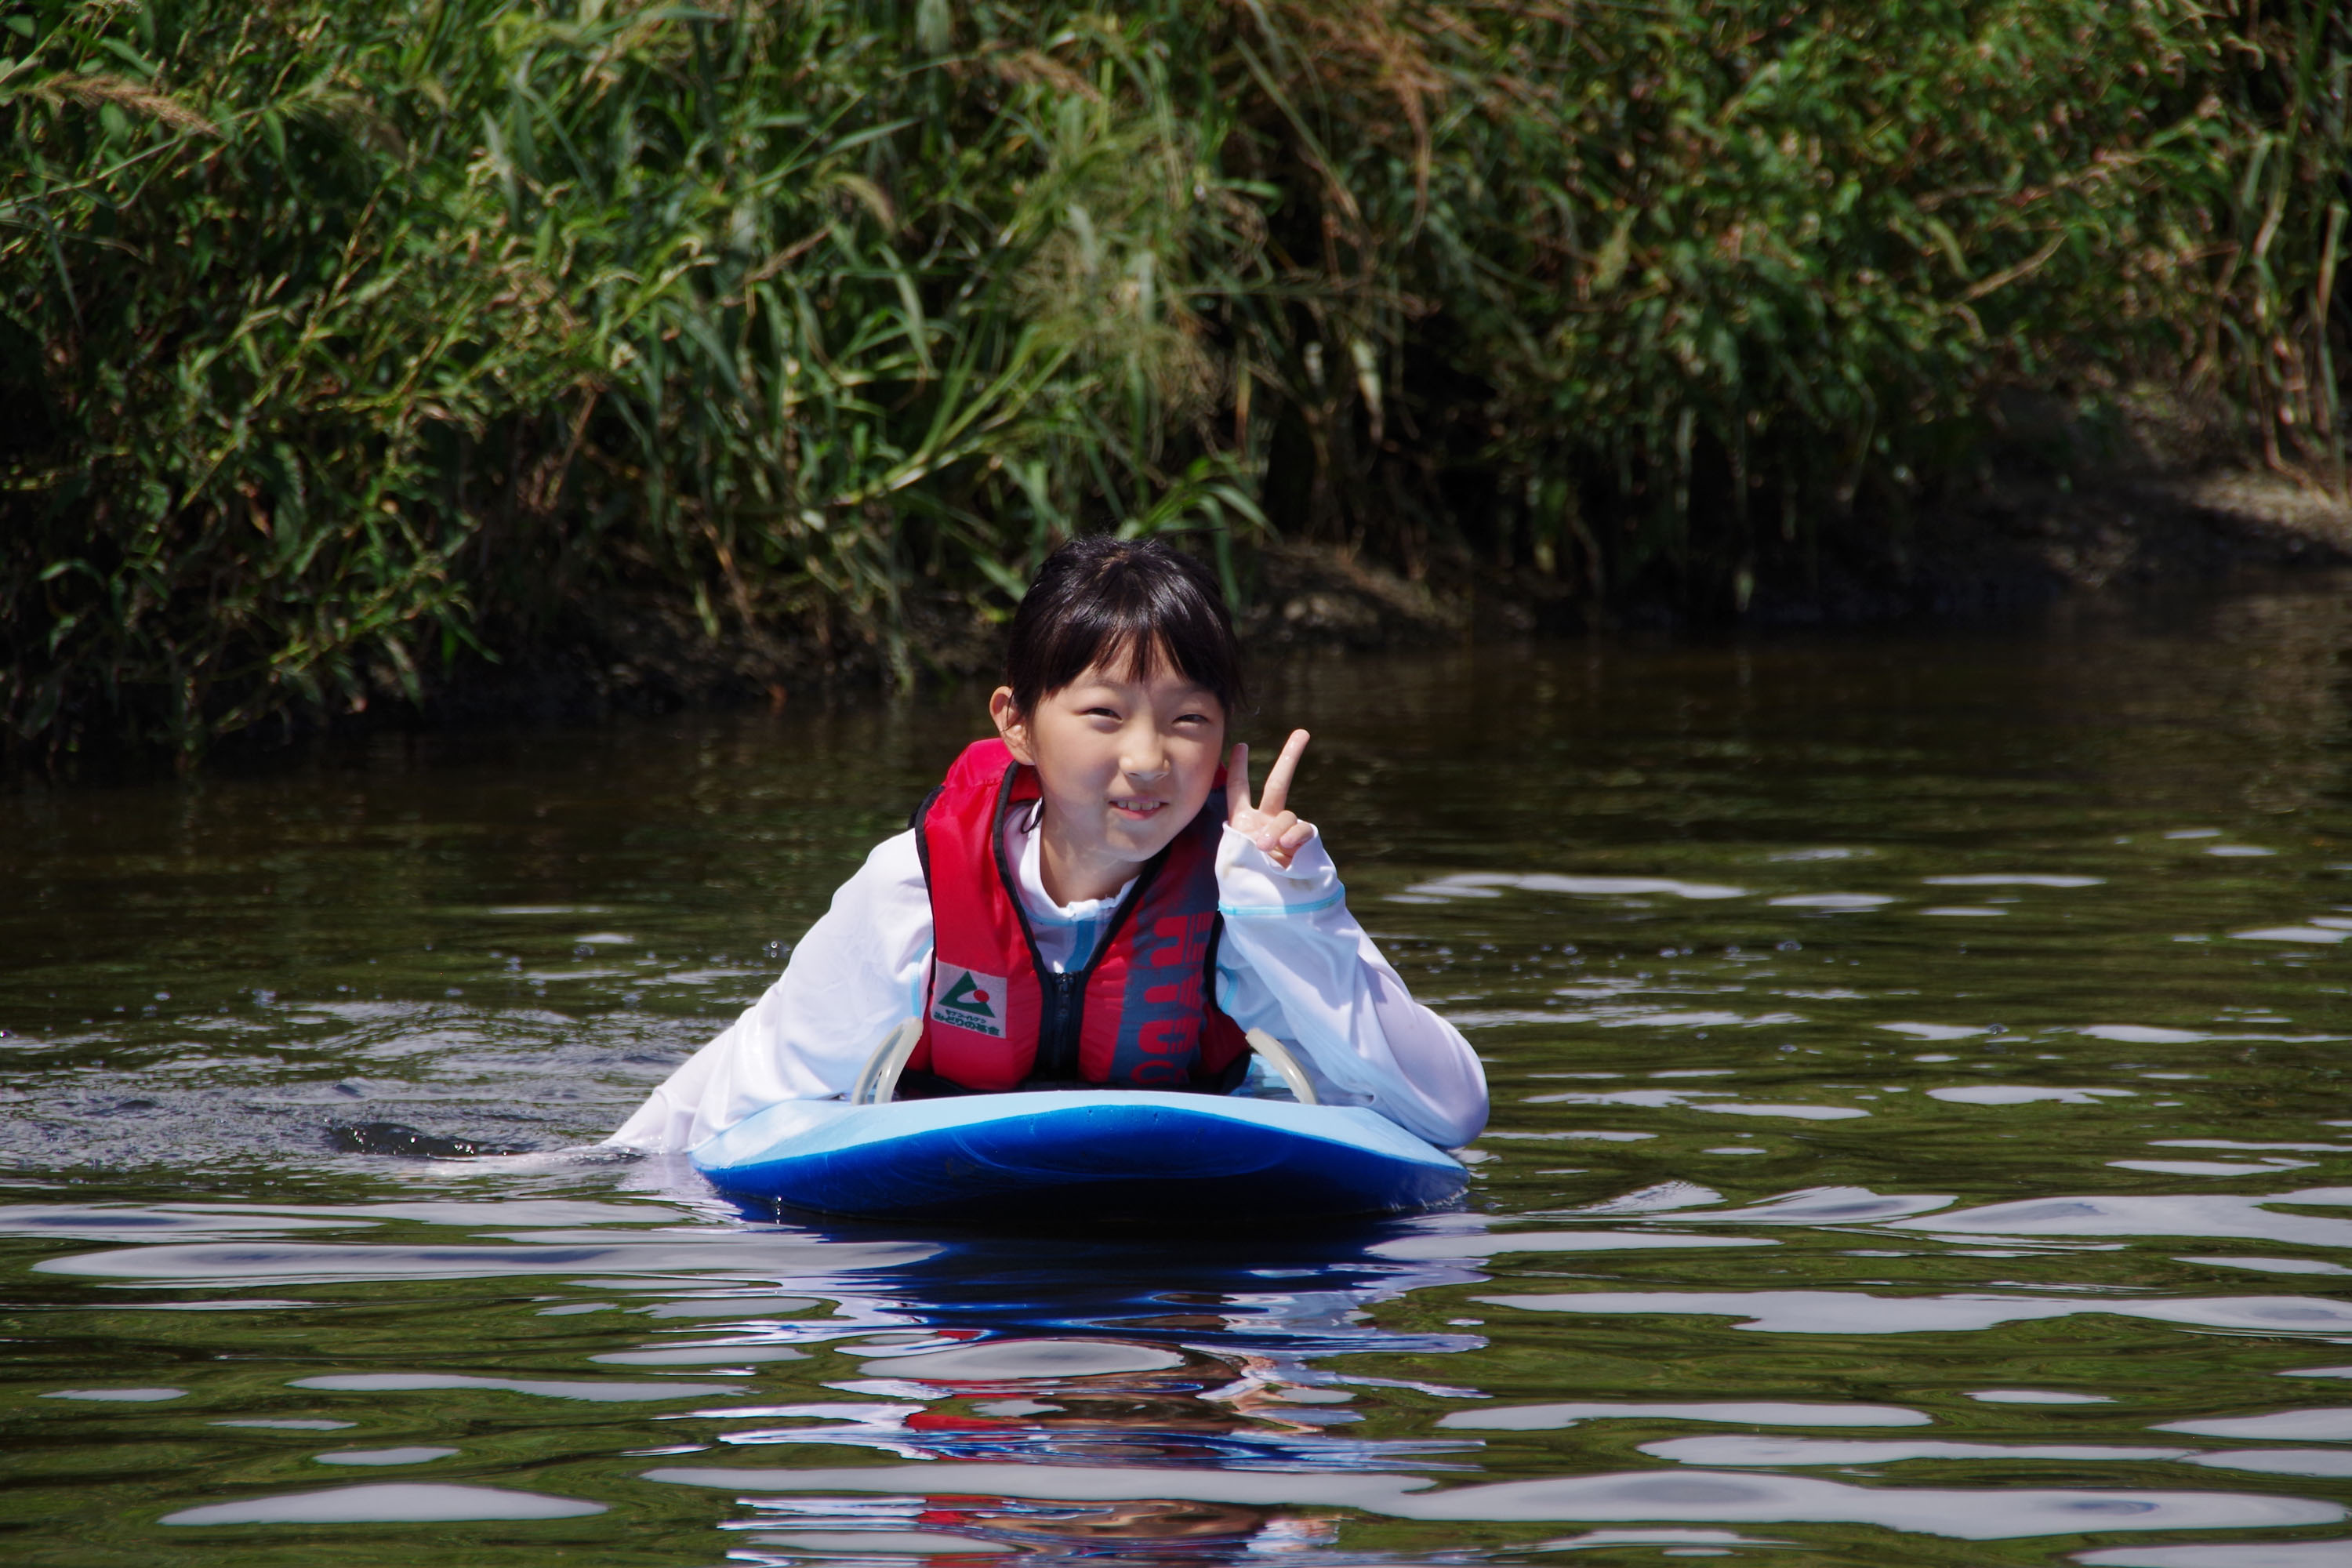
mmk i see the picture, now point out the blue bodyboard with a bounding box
[691,1091,1467,1224]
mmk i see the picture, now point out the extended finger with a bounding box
[1257,729,1311,818]
[1226,741,1251,822]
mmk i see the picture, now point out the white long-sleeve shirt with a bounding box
[603,808,1487,1152]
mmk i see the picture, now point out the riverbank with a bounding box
[1253,464,2352,644]
[192,454,2349,763]
[5,0,2346,771]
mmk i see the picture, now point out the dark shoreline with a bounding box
[174,463,2352,777]
[15,457,2349,790]
[426,458,2352,684]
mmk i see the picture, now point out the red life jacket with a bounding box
[905,738,1250,1093]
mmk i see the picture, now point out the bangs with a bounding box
[1006,537,1245,715]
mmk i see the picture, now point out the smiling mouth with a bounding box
[1109,798,1167,818]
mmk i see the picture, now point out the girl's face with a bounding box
[991,651,1227,899]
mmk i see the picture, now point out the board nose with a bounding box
[967,1105,1287,1180]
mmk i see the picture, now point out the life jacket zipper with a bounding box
[1034,969,1085,1080]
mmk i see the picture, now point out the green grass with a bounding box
[2,0,2345,766]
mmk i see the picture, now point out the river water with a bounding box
[4,575,2350,1566]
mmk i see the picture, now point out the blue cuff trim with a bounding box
[1219,886,1345,920]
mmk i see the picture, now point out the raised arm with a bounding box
[1212,735,1488,1148]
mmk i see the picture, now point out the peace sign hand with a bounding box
[1228,729,1316,869]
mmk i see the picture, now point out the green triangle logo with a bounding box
[939,969,995,1018]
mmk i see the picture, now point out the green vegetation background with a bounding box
[4,0,2346,765]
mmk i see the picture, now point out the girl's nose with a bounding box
[1121,735,1170,781]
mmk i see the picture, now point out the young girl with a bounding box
[605,536,1487,1152]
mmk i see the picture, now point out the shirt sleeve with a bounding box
[1212,826,1489,1148]
[601,829,933,1152]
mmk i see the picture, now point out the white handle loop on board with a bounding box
[1244,1028,1320,1105]
[848,1018,924,1105]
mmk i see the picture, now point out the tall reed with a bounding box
[3,0,2343,767]
[1237,0,2350,599]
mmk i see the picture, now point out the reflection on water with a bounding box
[4,573,2352,1564]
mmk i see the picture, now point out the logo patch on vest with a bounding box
[931,964,1007,1037]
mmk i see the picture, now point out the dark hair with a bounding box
[1004,535,1245,716]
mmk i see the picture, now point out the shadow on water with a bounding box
[4,572,2352,1564]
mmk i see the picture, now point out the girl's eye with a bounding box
[1084,707,1120,720]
